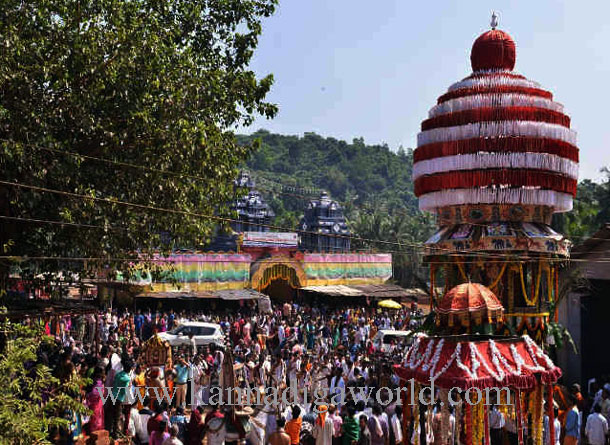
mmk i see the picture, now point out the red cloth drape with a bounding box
[438,85,552,104]
[414,137,579,163]
[421,106,570,131]
[414,169,577,196]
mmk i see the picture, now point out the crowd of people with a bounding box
[26,300,610,445]
[38,301,423,444]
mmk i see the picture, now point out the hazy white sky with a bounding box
[246,0,610,181]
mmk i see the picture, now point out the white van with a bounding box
[158,321,224,347]
[373,329,412,353]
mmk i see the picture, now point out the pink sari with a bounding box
[86,379,105,432]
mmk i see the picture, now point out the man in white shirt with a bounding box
[390,406,403,445]
[543,407,561,445]
[329,370,345,406]
[489,405,505,445]
[586,404,608,445]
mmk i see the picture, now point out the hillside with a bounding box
[237,129,421,223]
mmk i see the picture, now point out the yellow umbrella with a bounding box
[377,299,402,310]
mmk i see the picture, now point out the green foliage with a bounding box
[239,130,435,287]
[0,313,89,444]
[239,130,419,216]
[0,0,278,281]
[552,170,610,240]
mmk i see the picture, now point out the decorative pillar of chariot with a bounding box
[414,14,578,341]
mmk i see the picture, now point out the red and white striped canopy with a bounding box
[414,29,579,213]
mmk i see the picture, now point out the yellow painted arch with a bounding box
[250,257,307,291]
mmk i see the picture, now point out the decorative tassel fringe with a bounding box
[467,69,526,79]
[418,189,573,213]
[439,85,552,104]
[417,121,576,147]
[448,74,542,92]
[422,106,570,131]
[413,152,578,181]
[414,137,578,163]
[414,169,577,197]
[429,93,564,118]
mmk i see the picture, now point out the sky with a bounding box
[245,0,610,181]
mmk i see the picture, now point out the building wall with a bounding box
[557,289,583,385]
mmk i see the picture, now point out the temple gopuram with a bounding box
[100,174,409,307]
[414,18,578,341]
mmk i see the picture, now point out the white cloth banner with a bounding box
[418,189,573,212]
[417,121,577,147]
[448,75,542,92]
[428,93,564,118]
[412,152,579,180]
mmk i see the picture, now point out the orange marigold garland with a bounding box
[547,385,556,445]
[465,401,473,445]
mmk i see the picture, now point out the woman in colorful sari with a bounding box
[85,367,105,433]
[187,406,206,445]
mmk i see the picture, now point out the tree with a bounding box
[349,202,435,289]
[0,0,278,285]
[0,312,88,444]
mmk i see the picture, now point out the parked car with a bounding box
[373,329,412,353]
[158,322,224,347]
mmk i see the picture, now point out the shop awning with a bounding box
[301,284,424,299]
[350,284,426,299]
[136,288,269,301]
[213,289,268,301]
[136,291,215,299]
[300,285,365,297]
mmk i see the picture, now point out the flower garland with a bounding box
[431,343,458,381]
[472,398,484,445]
[408,337,435,370]
[545,264,553,304]
[483,404,491,445]
[488,262,507,290]
[547,385,556,445]
[519,262,543,306]
[413,383,420,445]
[440,390,450,445]
[430,265,436,306]
[474,341,505,381]
[516,390,524,445]
[399,336,558,391]
[465,402,473,445]
[455,342,479,379]
[554,269,559,322]
[534,386,544,445]
[486,340,510,379]
[425,338,445,374]
[455,399,463,445]
[524,335,556,369]
[456,257,469,282]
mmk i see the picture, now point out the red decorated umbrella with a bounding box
[436,282,504,327]
[393,334,561,390]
